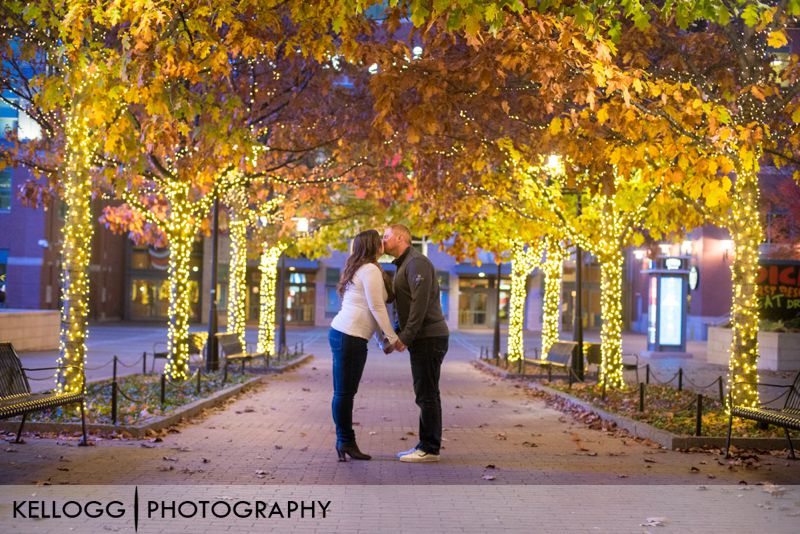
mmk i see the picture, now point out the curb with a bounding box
[1,354,314,440]
[473,359,793,451]
[266,353,314,373]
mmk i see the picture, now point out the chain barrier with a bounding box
[114,385,147,405]
[83,360,114,371]
[115,355,145,368]
[646,368,681,386]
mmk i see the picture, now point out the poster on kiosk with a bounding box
[647,256,689,354]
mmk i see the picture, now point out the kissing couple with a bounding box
[329,224,449,463]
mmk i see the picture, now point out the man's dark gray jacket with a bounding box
[392,247,449,346]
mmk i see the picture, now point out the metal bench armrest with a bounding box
[22,365,80,372]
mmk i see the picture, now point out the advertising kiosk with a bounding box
[644,256,692,357]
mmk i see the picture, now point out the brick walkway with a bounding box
[3,330,800,532]
[3,331,800,486]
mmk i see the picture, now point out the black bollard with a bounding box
[142,351,147,375]
[695,394,703,436]
[160,373,166,408]
[301,339,304,354]
[646,364,650,385]
[196,366,202,395]
[111,356,118,425]
[639,382,645,412]
[718,377,724,403]
[678,368,683,391]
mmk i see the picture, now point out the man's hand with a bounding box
[393,339,407,352]
[382,337,394,354]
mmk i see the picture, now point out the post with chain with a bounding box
[111,356,118,425]
[160,373,166,408]
[639,382,645,412]
[695,394,703,436]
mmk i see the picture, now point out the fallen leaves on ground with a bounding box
[641,517,667,527]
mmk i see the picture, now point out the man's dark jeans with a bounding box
[329,328,368,448]
[409,335,448,455]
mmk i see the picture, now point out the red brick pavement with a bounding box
[3,337,800,487]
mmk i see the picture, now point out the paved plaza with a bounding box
[2,326,800,532]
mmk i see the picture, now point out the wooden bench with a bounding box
[0,342,87,444]
[523,341,578,381]
[216,333,267,376]
[725,370,800,459]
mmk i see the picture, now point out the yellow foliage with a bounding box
[767,30,788,48]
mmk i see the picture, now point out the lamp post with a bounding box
[547,154,583,380]
[206,195,220,371]
[493,262,502,359]
[572,192,585,381]
[277,252,287,355]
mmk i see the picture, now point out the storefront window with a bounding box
[285,271,315,324]
[437,271,449,319]
[325,268,340,318]
[457,275,509,328]
[127,243,203,320]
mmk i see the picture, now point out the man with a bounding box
[382,224,449,463]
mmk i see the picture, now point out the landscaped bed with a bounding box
[13,372,256,426]
[542,379,795,439]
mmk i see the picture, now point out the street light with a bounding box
[493,262,502,360]
[206,195,220,371]
[547,154,584,380]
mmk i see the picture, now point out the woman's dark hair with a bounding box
[338,229,394,302]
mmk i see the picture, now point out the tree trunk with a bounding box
[257,244,285,355]
[55,114,96,394]
[164,195,196,380]
[506,240,541,362]
[226,208,249,349]
[599,251,625,389]
[727,167,763,409]
[540,241,564,359]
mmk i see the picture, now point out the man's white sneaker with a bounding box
[399,449,440,463]
[396,447,418,458]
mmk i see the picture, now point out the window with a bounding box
[411,236,427,255]
[325,268,341,318]
[285,271,316,324]
[437,271,449,319]
[0,170,11,212]
[0,117,16,139]
[127,241,203,320]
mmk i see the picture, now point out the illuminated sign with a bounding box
[756,262,800,321]
[658,277,683,346]
[688,266,699,291]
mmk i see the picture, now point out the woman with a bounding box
[329,229,398,461]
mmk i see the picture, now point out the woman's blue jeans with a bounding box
[330,328,368,447]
